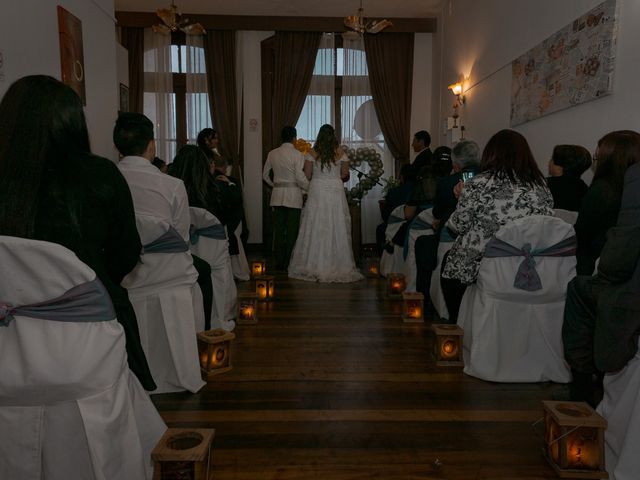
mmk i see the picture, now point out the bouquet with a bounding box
[293,138,312,155]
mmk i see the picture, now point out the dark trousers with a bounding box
[273,206,301,270]
[415,234,439,302]
[439,250,467,324]
[562,276,603,406]
[192,254,213,331]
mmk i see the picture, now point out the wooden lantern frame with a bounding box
[152,428,215,480]
[431,324,464,367]
[251,259,267,277]
[401,291,424,323]
[237,292,259,325]
[386,273,406,299]
[197,329,235,379]
[255,274,275,301]
[542,401,608,479]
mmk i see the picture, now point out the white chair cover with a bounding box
[404,208,436,291]
[597,338,640,480]
[189,207,237,331]
[458,215,575,382]
[0,236,166,480]
[230,223,251,281]
[380,204,406,277]
[430,237,454,321]
[122,214,205,394]
[554,208,579,225]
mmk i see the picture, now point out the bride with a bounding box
[288,124,363,283]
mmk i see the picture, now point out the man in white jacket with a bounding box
[262,126,310,270]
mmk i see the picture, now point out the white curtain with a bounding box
[340,35,392,244]
[295,33,335,143]
[143,29,175,163]
[185,34,212,146]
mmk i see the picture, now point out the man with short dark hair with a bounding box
[411,130,433,172]
[262,126,310,270]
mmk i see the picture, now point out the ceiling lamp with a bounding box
[344,0,393,35]
[152,1,205,35]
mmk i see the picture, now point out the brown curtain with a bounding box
[120,27,144,114]
[270,31,322,151]
[203,30,240,169]
[364,33,415,170]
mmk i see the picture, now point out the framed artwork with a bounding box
[119,83,129,113]
[57,6,86,105]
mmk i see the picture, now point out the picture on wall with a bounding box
[510,0,617,127]
[57,6,86,105]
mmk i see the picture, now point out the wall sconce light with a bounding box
[447,82,466,139]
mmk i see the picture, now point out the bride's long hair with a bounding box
[313,124,339,171]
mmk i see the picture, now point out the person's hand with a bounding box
[453,180,464,199]
[432,218,441,230]
[216,175,230,183]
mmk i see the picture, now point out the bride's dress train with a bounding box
[288,155,363,283]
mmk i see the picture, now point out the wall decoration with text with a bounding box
[57,6,86,105]
[510,0,617,126]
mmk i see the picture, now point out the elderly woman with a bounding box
[440,130,554,323]
[546,144,591,211]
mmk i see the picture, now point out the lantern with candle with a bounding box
[386,273,406,298]
[402,291,424,322]
[542,401,607,478]
[255,274,275,301]
[431,324,464,367]
[152,428,215,480]
[251,259,267,277]
[363,257,380,277]
[197,329,234,379]
[237,292,259,324]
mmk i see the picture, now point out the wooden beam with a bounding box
[115,11,437,33]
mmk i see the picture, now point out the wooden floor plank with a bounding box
[152,271,564,479]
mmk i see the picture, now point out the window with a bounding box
[144,31,212,162]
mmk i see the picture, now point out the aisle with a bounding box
[152,271,564,479]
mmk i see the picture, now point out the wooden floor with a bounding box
[152,270,568,479]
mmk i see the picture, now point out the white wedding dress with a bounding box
[288,154,363,283]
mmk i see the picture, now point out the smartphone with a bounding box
[461,171,476,183]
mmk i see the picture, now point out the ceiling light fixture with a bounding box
[344,0,393,35]
[152,1,205,35]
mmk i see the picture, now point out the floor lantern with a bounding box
[402,292,424,322]
[255,274,275,301]
[197,329,234,379]
[386,273,406,298]
[542,401,608,479]
[152,428,215,480]
[237,292,259,325]
[431,324,464,367]
[363,256,380,277]
[251,259,266,277]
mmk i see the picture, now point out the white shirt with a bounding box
[263,143,309,209]
[118,155,190,241]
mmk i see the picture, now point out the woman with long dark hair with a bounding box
[0,75,155,390]
[546,144,591,211]
[288,124,363,282]
[440,129,554,322]
[575,130,640,275]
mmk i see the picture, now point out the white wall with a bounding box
[0,0,119,160]
[435,0,640,176]
[410,33,434,158]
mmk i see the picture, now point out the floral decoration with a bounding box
[342,145,384,206]
[293,138,312,155]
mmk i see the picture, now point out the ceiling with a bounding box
[114,0,445,18]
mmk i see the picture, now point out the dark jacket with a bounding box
[381,181,414,223]
[546,175,589,212]
[411,148,432,174]
[433,167,480,225]
[33,154,155,390]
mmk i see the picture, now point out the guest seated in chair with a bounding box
[0,75,156,391]
[575,131,640,275]
[546,144,591,212]
[377,164,416,254]
[440,129,554,323]
[563,135,640,407]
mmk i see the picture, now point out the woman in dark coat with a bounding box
[0,75,155,391]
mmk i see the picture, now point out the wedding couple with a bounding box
[263,125,363,283]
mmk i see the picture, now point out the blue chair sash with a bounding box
[0,278,115,327]
[189,223,227,245]
[484,235,577,291]
[142,226,189,253]
[404,216,434,259]
[388,214,404,224]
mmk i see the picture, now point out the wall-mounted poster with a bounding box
[57,6,86,105]
[510,0,617,127]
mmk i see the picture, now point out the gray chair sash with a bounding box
[388,214,404,224]
[189,223,227,245]
[0,278,116,327]
[142,226,189,253]
[409,216,434,233]
[484,235,577,291]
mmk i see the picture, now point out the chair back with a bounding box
[385,204,406,242]
[554,208,579,225]
[189,207,229,268]
[477,215,576,303]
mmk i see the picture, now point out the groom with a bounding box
[262,126,310,270]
